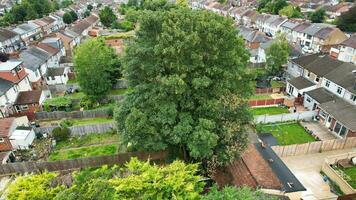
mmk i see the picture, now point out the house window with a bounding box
[305,41,311,47]
[315,76,320,82]
[306,97,311,103]
[21,105,29,110]
[319,110,327,119]
[337,87,343,94]
[307,35,312,39]
[350,94,356,102]
[307,72,311,77]
[51,76,55,80]
[288,85,294,94]
[47,77,51,81]
[0,138,4,143]
[325,80,330,87]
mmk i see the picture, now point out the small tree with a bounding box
[87,4,93,11]
[52,127,70,141]
[99,6,117,27]
[279,5,302,18]
[308,8,326,23]
[266,34,290,77]
[63,12,73,24]
[69,10,78,21]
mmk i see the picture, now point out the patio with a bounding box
[300,121,337,141]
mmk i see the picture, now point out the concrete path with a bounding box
[301,121,337,141]
[281,148,356,200]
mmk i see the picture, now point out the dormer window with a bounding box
[337,87,343,94]
[351,94,356,102]
[325,80,330,87]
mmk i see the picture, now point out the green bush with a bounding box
[79,97,95,110]
[111,20,134,31]
[59,119,73,128]
[52,127,70,142]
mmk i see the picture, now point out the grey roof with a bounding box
[260,39,275,50]
[19,47,51,71]
[265,15,279,25]
[288,76,315,90]
[270,17,287,27]
[0,77,13,96]
[319,99,356,131]
[47,67,65,77]
[0,28,18,42]
[340,34,356,49]
[12,22,39,34]
[314,27,335,39]
[281,20,301,30]
[300,23,333,36]
[237,26,269,43]
[324,63,356,93]
[305,87,336,104]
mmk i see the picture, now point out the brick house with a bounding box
[13,90,48,115]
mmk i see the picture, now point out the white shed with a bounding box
[9,128,35,150]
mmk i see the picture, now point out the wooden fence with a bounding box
[36,122,116,136]
[272,137,356,157]
[35,109,111,120]
[0,151,168,175]
[249,98,284,107]
[255,87,285,94]
[322,152,356,195]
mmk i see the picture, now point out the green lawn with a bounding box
[339,167,356,189]
[257,123,316,145]
[250,94,272,100]
[55,131,119,150]
[65,92,86,100]
[49,144,118,161]
[271,80,285,88]
[251,107,289,116]
[109,88,131,95]
[71,117,114,126]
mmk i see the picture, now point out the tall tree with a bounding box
[266,33,290,76]
[74,39,120,100]
[336,5,356,32]
[69,10,78,21]
[63,12,73,24]
[308,8,326,23]
[99,6,117,27]
[116,9,253,167]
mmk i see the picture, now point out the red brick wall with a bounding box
[347,129,356,137]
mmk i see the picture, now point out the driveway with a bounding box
[281,148,356,200]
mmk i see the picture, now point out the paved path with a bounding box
[281,148,356,200]
[301,121,337,140]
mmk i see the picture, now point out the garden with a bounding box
[251,106,289,116]
[256,122,316,145]
[333,166,356,189]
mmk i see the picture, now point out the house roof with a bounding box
[319,99,356,131]
[314,27,335,39]
[292,54,345,76]
[47,67,65,77]
[0,117,15,137]
[14,90,42,105]
[0,60,22,71]
[305,87,336,104]
[41,16,56,24]
[85,14,99,24]
[237,26,269,43]
[292,22,311,32]
[9,129,32,140]
[19,47,51,71]
[12,22,39,34]
[70,20,91,35]
[37,43,59,55]
[56,31,74,43]
[270,17,287,27]
[288,76,315,90]
[260,39,275,50]
[324,63,356,93]
[300,23,333,36]
[0,77,13,96]
[0,28,18,42]
[340,34,356,49]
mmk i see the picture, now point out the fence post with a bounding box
[281,114,284,122]
[264,114,267,123]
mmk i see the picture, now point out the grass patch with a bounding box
[271,80,285,88]
[109,88,131,95]
[251,106,289,116]
[65,92,86,100]
[336,167,356,189]
[55,131,119,150]
[257,122,316,145]
[67,78,77,84]
[71,117,113,126]
[49,144,118,161]
[250,94,272,100]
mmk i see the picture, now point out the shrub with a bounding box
[111,20,134,31]
[59,119,73,128]
[79,97,95,110]
[52,127,70,141]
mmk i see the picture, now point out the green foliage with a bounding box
[5,173,63,200]
[59,118,74,128]
[63,12,73,24]
[0,0,57,25]
[258,0,288,14]
[336,5,356,32]
[124,8,141,23]
[61,0,73,8]
[44,97,72,111]
[116,9,253,166]
[83,10,91,18]
[279,5,302,18]
[99,6,117,27]
[308,8,326,23]
[111,20,134,31]
[74,38,121,101]
[69,10,78,21]
[87,4,93,11]
[202,185,277,200]
[266,33,290,76]
[52,127,70,142]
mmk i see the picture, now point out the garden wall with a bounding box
[272,137,356,157]
[0,151,168,175]
[35,109,111,120]
[254,110,317,124]
[249,98,284,107]
[36,122,116,136]
[322,152,356,194]
[255,87,285,94]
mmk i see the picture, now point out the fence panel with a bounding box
[35,109,111,120]
[36,122,116,135]
[254,111,317,124]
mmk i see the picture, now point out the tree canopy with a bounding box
[74,38,120,101]
[258,0,288,14]
[308,8,326,23]
[336,5,356,32]
[266,34,290,77]
[63,12,73,24]
[99,6,117,27]
[116,8,253,167]
[279,5,302,18]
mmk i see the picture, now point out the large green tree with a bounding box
[258,0,288,14]
[336,5,356,32]
[266,34,290,76]
[63,12,73,24]
[74,39,120,101]
[279,5,302,18]
[116,9,253,166]
[308,8,326,23]
[99,6,117,27]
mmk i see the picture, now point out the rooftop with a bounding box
[323,62,356,93]
[0,28,18,42]
[14,90,42,105]
[340,34,356,49]
[0,117,15,137]
[288,76,315,90]
[0,60,22,71]
[305,87,336,104]
[0,77,13,96]
[47,67,66,77]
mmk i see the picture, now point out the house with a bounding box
[33,16,58,35]
[0,116,34,152]
[290,22,311,44]
[304,87,336,110]
[241,9,258,27]
[50,10,66,29]
[237,26,270,49]
[19,47,52,89]
[335,34,356,65]
[40,37,66,57]
[229,7,249,23]
[46,67,70,85]
[280,19,306,42]
[263,16,288,37]
[68,14,99,37]
[286,76,317,99]
[255,14,273,34]
[256,39,274,63]
[325,2,352,19]
[11,22,42,45]
[37,43,61,68]
[56,31,77,56]
[0,28,23,54]
[213,144,305,199]
[13,90,48,114]
[0,60,32,117]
